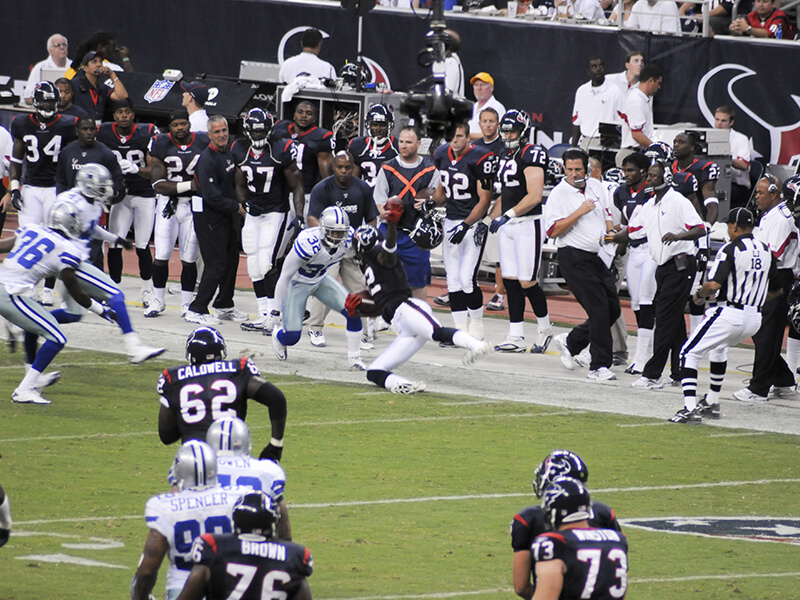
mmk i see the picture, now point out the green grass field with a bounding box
[1,345,799,600]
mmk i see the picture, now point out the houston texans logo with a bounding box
[697,64,800,165]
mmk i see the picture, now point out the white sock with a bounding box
[468,307,484,321]
[181,290,194,307]
[0,494,11,529]
[451,310,468,328]
[153,287,166,305]
[786,338,800,381]
[18,367,42,392]
[123,332,142,353]
[633,328,654,368]
[384,373,410,390]
[256,296,270,315]
[141,279,153,294]
[345,329,361,359]
[452,330,478,351]
[509,322,524,338]
[537,315,551,333]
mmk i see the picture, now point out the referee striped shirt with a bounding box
[709,233,773,310]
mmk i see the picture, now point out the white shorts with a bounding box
[154,195,198,263]
[19,185,56,228]
[368,297,441,373]
[680,305,762,367]
[498,217,544,281]
[442,217,484,294]
[109,194,156,249]
[626,244,657,311]
[241,211,290,281]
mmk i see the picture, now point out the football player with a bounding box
[97,98,158,306]
[530,478,628,600]
[431,122,495,341]
[233,108,304,333]
[349,104,399,187]
[511,450,620,600]
[206,417,292,539]
[489,110,552,354]
[272,100,334,210]
[177,491,313,600]
[131,441,250,600]
[52,164,165,365]
[146,109,209,318]
[271,206,367,370]
[158,327,286,460]
[1,81,78,306]
[347,216,491,395]
[0,200,117,404]
[614,152,656,375]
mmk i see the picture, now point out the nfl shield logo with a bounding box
[144,79,175,104]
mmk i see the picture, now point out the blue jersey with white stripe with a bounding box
[0,225,82,295]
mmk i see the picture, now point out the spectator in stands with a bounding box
[468,73,506,141]
[706,0,754,34]
[558,0,604,21]
[279,28,336,84]
[606,50,644,96]
[443,29,465,98]
[729,0,793,38]
[181,81,210,133]
[714,105,751,208]
[570,56,623,147]
[678,0,730,34]
[22,34,70,105]
[627,0,681,33]
[609,0,636,24]
[70,51,128,121]
[54,78,87,118]
[618,63,661,157]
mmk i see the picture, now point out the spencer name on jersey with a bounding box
[497,143,548,217]
[349,136,399,187]
[166,489,238,513]
[11,113,78,187]
[233,139,297,215]
[433,143,496,221]
[148,132,210,195]
[97,122,157,196]
[273,120,334,192]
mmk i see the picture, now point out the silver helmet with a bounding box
[207,417,252,457]
[76,163,114,204]
[47,200,84,240]
[319,206,350,249]
[173,440,218,491]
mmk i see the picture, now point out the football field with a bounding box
[1,324,800,600]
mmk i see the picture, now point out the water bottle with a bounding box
[775,24,783,39]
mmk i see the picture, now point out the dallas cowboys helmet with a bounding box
[32,81,60,120]
[244,108,275,150]
[603,167,626,186]
[173,440,218,491]
[645,141,673,164]
[365,104,394,145]
[207,416,252,457]
[546,158,565,187]
[319,206,350,249]
[186,326,227,365]
[782,174,800,217]
[499,109,531,151]
[47,200,84,240]
[532,449,589,498]
[542,476,594,530]
[233,490,281,537]
[353,224,383,259]
[75,163,114,204]
[409,210,444,251]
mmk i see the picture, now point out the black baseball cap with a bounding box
[727,207,755,227]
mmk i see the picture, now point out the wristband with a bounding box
[503,209,517,219]
[122,57,131,62]
[88,299,105,315]
[10,180,19,191]
[703,197,718,206]
[111,77,119,83]
[270,437,284,447]
[176,181,192,194]
[383,243,397,254]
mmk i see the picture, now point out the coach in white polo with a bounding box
[279,28,336,84]
[545,148,620,381]
[618,63,661,156]
[621,161,704,389]
[570,56,623,148]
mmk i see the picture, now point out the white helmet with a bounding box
[172,440,218,491]
[319,206,350,249]
[207,417,252,457]
[76,163,114,204]
[47,200,84,240]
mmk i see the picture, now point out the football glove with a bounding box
[473,222,488,247]
[345,292,363,317]
[117,236,134,250]
[490,214,510,233]
[448,221,469,245]
[288,216,304,234]
[696,249,709,274]
[162,197,179,219]
[118,159,140,174]
[99,303,117,323]
[10,189,22,211]
[259,443,283,463]
[421,198,437,213]
[385,198,404,224]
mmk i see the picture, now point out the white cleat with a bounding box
[128,345,166,365]
[308,330,326,347]
[360,336,375,351]
[631,376,664,390]
[494,335,527,353]
[553,334,575,371]
[390,381,427,394]
[141,289,154,309]
[348,357,368,371]
[587,367,616,381]
[144,299,165,318]
[34,371,62,390]
[215,307,249,322]
[40,288,55,307]
[273,331,287,361]
[184,310,221,325]
[241,314,271,332]
[12,388,51,404]
[180,303,190,318]
[463,341,491,366]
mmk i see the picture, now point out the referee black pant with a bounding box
[748,274,794,397]
[643,255,696,382]
[189,211,240,315]
[558,247,621,370]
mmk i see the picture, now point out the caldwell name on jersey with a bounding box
[158,357,260,442]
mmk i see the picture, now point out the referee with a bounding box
[545,148,621,381]
[614,161,705,389]
[670,208,776,424]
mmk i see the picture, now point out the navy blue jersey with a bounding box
[157,357,260,443]
[55,140,126,197]
[60,104,89,118]
[380,157,438,232]
[497,143,548,216]
[474,136,505,157]
[673,157,719,196]
[97,122,157,197]
[613,182,653,225]
[671,171,699,201]
[192,533,313,600]
[148,132,210,197]
[11,113,78,187]
[510,502,620,553]
[349,136,399,187]
[531,528,628,600]
[359,244,412,322]
[232,139,297,216]
[432,143,496,221]
[195,145,239,216]
[308,176,378,228]
[272,121,334,192]
[70,71,114,121]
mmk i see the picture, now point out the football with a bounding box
[353,290,379,317]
